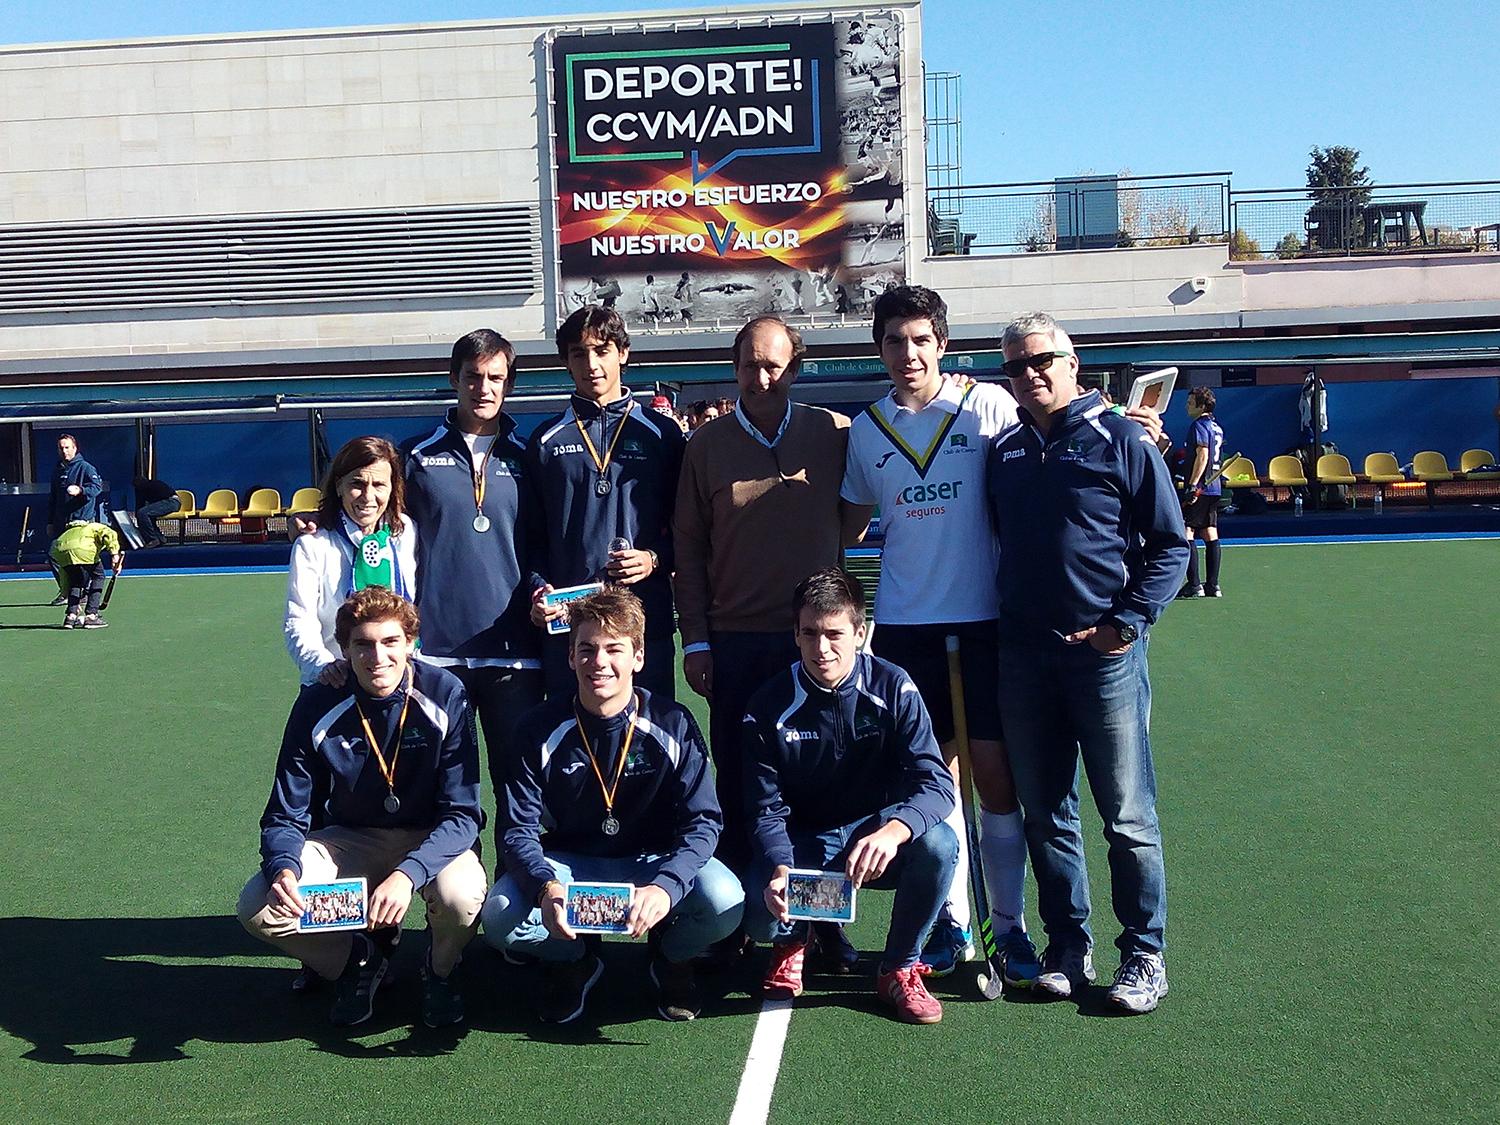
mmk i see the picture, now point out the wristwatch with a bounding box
[1113,621,1139,644]
[645,548,660,571]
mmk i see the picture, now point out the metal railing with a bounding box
[926,172,1230,255]
[1228,181,1500,259]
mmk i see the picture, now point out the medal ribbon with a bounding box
[353,670,412,804]
[470,436,496,519]
[573,696,637,825]
[574,400,633,485]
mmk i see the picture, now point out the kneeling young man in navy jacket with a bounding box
[483,587,743,1024]
[742,568,958,1024]
[237,587,487,1029]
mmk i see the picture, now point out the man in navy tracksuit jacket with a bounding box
[742,569,958,1024]
[986,312,1188,1016]
[527,306,684,700]
[48,433,103,535]
[482,587,742,1024]
[237,588,486,1029]
[402,329,544,794]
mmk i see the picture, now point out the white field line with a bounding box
[728,997,794,1125]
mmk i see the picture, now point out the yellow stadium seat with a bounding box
[199,489,240,520]
[1362,453,1405,484]
[1315,453,1357,485]
[286,487,322,515]
[157,490,197,520]
[241,488,283,518]
[1459,449,1495,473]
[1267,455,1307,487]
[1223,456,1260,489]
[1411,451,1454,482]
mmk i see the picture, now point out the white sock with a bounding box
[980,808,1028,934]
[943,799,972,931]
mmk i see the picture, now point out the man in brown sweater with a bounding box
[673,316,872,888]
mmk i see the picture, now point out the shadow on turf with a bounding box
[0,917,791,1063]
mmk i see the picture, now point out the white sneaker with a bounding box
[1106,952,1168,1013]
[1035,942,1095,998]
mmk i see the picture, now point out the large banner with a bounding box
[550,14,905,326]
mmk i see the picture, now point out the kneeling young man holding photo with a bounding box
[482,587,743,1024]
[237,587,486,1029]
[742,569,958,1023]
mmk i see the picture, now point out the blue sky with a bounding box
[2,0,1495,190]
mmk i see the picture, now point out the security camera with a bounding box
[1189,276,1209,295]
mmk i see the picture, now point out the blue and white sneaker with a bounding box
[996,926,1041,989]
[1106,952,1168,1014]
[1035,942,1095,998]
[919,918,974,978]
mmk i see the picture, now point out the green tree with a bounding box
[1275,232,1304,259]
[1306,145,1373,206]
[1229,228,1261,261]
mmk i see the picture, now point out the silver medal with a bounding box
[601,814,620,836]
[472,513,491,533]
[594,477,612,497]
[384,793,401,814]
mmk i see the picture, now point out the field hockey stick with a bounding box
[16,504,29,565]
[946,635,1003,1001]
[100,553,124,610]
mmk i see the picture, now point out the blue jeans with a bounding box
[480,853,743,964]
[997,634,1166,957]
[745,818,958,971]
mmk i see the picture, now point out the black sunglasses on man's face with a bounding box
[1002,351,1073,379]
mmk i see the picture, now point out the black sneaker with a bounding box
[330,933,388,1026]
[808,921,858,975]
[420,951,465,1028]
[49,593,67,607]
[1204,585,1222,598]
[650,955,702,1021]
[82,614,108,629]
[291,965,322,995]
[1176,585,1205,600]
[539,949,604,1024]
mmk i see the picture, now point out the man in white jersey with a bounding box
[840,284,1039,987]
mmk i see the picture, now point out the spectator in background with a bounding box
[133,476,180,548]
[50,519,121,629]
[1180,387,1226,598]
[48,434,103,537]
[285,437,416,687]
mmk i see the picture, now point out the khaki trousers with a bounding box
[237,826,486,978]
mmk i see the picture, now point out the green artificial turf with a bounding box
[1,540,1496,1123]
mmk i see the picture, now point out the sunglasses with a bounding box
[1001,351,1073,379]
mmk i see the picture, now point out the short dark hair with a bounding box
[871,285,949,346]
[793,567,866,630]
[318,436,406,534]
[58,433,78,446]
[557,305,631,357]
[449,328,517,387]
[731,315,806,371]
[568,586,646,652]
[335,586,420,647]
[1190,386,1217,413]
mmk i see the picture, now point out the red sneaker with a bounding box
[761,941,807,1000]
[876,962,943,1024]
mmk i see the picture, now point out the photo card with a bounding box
[786,868,857,923]
[543,581,606,635]
[1126,366,1178,412]
[565,881,633,934]
[296,877,368,933]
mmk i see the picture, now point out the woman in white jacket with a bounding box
[284,436,418,685]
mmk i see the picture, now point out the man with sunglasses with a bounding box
[985,312,1187,1015]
